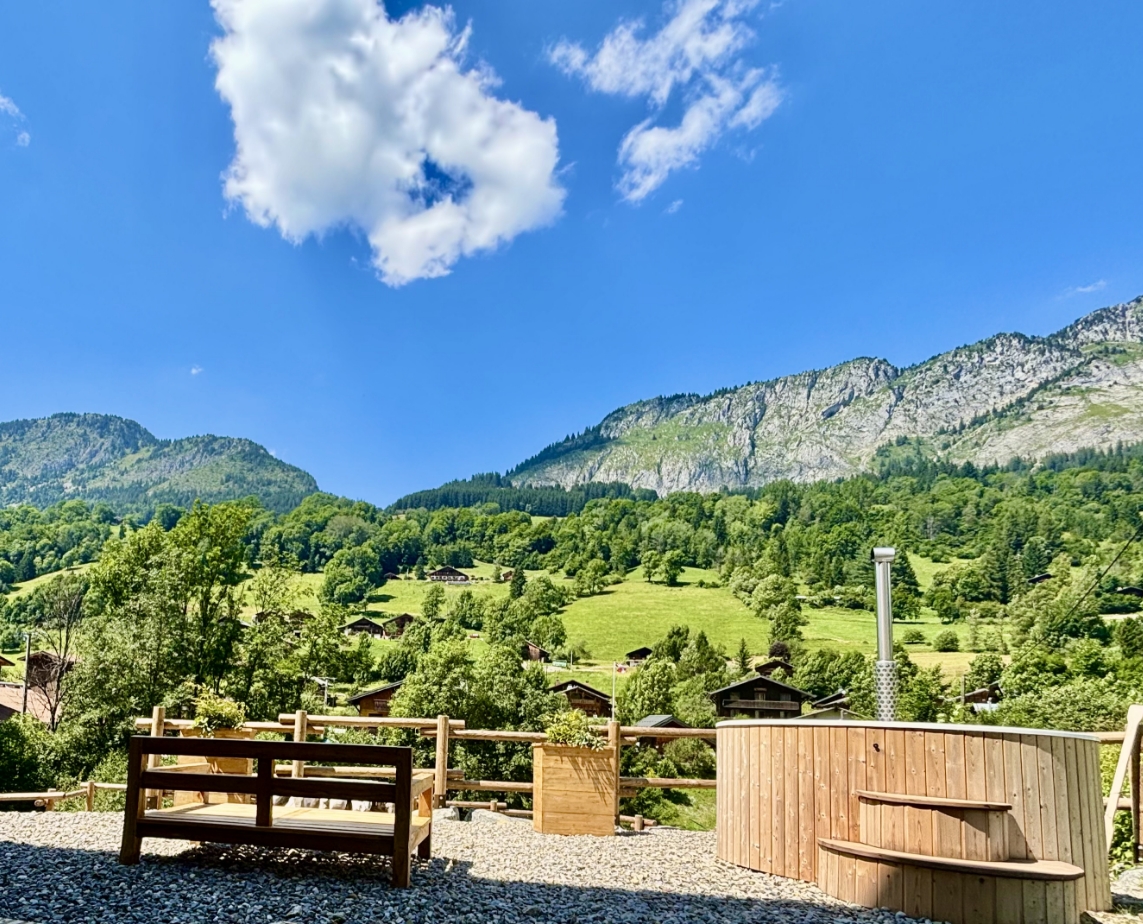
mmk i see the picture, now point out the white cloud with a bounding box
[665,199,683,214]
[550,0,780,202]
[211,0,565,286]
[0,91,29,147]
[1065,279,1107,296]
[190,365,203,376]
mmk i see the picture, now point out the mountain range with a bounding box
[508,296,1143,495]
[0,413,317,513]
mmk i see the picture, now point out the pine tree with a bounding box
[735,638,751,675]
[509,567,526,600]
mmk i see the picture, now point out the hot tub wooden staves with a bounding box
[715,720,1111,924]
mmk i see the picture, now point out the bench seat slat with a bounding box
[818,837,1085,881]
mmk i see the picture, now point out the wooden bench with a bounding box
[120,735,433,886]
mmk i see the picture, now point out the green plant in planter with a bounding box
[544,709,604,750]
[192,691,246,737]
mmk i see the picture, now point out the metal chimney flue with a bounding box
[871,547,897,721]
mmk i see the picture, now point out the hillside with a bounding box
[0,413,317,514]
[510,296,1143,494]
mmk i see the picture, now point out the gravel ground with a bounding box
[0,812,918,924]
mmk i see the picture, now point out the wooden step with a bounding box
[854,790,1012,812]
[818,837,1085,881]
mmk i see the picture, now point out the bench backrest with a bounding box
[126,735,414,828]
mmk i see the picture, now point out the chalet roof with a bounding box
[549,679,610,701]
[634,714,689,729]
[429,566,469,577]
[1116,586,1143,597]
[0,654,14,668]
[812,689,850,709]
[708,672,811,701]
[347,680,403,703]
[340,615,385,630]
[523,640,550,656]
[382,612,417,625]
[1027,572,1054,585]
[0,681,51,724]
[800,706,868,721]
[755,658,794,676]
[626,646,653,659]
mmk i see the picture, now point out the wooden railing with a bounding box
[0,780,127,811]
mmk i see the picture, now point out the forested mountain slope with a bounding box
[0,413,317,513]
[510,296,1143,494]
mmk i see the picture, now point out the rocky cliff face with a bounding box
[511,296,1143,494]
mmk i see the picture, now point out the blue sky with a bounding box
[1,1,1142,505]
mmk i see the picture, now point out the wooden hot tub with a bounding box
[715,720,1111,924]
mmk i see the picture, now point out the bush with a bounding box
[192,692,246,735]
[543,710,603,749]
[931,630,960,652]
[0,715,53,804]
[901,629,926,645]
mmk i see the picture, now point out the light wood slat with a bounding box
[784,726,799,881]
[813,724,830,882]
[771,718,784,876]
[798,727,814,881]
[749,725,760,872]
[818,838,1086,880]
[903,731,932,920]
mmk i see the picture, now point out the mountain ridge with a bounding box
[509,296,1143,494]
[0,412,318,513]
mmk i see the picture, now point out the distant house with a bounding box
[501,570,515,582]
[0,654,14,669]
[383,572,402,581]
[633,714,690,749]
[754,658,794,678]
[1116,586,1143,598]
[428,566,470,583]
[341,616,387,637]
[708,674,810,719]
[521,640,550,663]
[348,680,403,718]
[626,646,653,665]
[0,681,51,724]
[381,613,417,639]
[550,679,612,718]
[947,682,1003,713]
[1027,572,1054,585]
[24,652,74,690]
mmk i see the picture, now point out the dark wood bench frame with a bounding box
[120,735,432,886]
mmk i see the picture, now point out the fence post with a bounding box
[86,779,95,812]
[608,719,621,824]
[1133,730,1141,864]
[146,705,165,809]
[434,714,450,808]
[292,710,308,778]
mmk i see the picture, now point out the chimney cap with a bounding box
[871,547,896,563]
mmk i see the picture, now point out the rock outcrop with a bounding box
[511,297,1143,494]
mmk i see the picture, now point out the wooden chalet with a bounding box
[428,566,470,583]
[347,680,403,717]
[501,569,515,582]
[709,673,810,719]
[754,658,794,677]
[521,640,550,663]
[0,654,14,669]
[1027,572,1054,585]
[1116,585,1143,598]
[381,613,417,639]
[633,714,690,749]
[383,572,402,581]
[24,651,74,689]
[626,646,653,665]
[549,679,612,718]
[341,616,387,637]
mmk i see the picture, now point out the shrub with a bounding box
[964,652,1003,690]
[192,692,246,736]
[901,629,926,645]
[543,710,603,749]
[931,630,960,652]
[0,715,53,804]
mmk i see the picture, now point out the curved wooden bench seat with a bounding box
[853,790,1012,813]
[818,837,1085,881]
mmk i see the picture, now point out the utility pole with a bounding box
[21,631,31,715]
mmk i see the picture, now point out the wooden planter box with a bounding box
[532,743,616,836]
[176,726,258,804]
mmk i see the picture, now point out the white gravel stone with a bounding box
[0,811,917,924]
